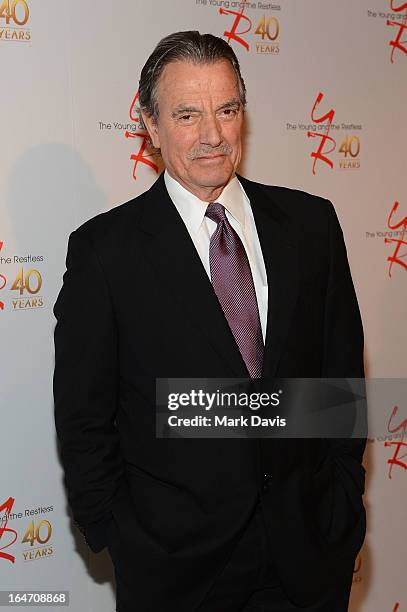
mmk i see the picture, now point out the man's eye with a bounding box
[221,108,238,117]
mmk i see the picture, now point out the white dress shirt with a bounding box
[164,170,268,342]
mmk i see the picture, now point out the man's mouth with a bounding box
[196,154,225,160]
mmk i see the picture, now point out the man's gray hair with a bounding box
[138,30,247,127]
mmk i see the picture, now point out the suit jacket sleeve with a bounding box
[53,229,123,552]
[321,201,367,537]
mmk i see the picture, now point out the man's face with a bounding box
[142,59,244,200]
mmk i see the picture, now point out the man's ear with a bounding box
[141,111,160,149]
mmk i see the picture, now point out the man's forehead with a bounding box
[157,59,239,98]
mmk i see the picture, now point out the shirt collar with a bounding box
[164,169,247,234]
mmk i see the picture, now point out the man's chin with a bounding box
[189,169,235,192]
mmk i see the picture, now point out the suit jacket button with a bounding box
[262,473,272,492]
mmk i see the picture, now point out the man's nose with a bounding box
[199,113,222,147]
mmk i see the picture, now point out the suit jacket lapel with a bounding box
[238,176,300,378]
[139,173,249,377]
[138,173,300,379]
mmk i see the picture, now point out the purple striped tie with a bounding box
[205,202,264,378]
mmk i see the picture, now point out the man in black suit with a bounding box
[54,31,366,611]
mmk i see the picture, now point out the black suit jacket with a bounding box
[53,173,366,610]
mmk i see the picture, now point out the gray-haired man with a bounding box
[54,30,366,611]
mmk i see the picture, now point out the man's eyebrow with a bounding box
[171,99,241,118]
[216,99,241,111]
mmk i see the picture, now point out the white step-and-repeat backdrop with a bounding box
[1,1,406,610]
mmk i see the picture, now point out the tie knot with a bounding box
[205,202,227,225]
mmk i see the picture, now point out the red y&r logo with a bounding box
[385,201,407,277]
[387,0,407,63]
[125,89,159,181]
[0,497,17,564]
[384,406,407,479]
[218,1,279,54]
[219,0,252,51]
[307,92,336,175]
